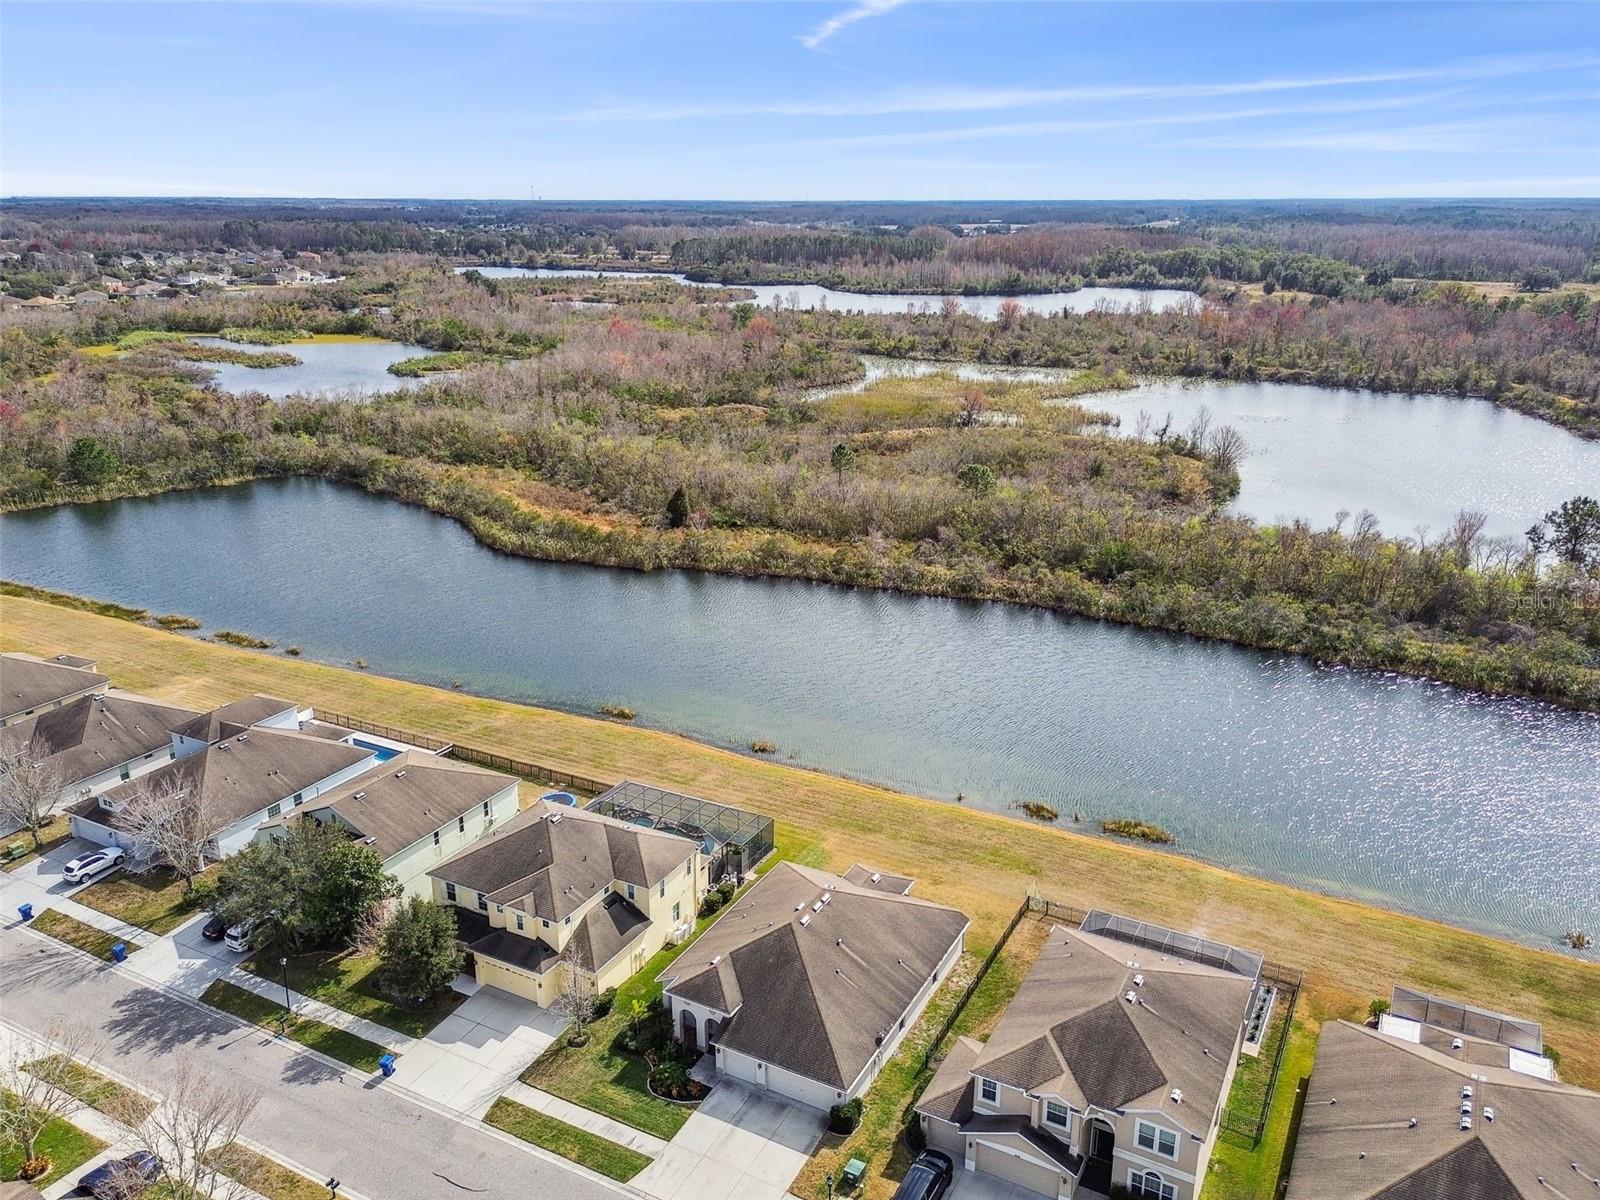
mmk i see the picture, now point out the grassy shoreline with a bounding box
[2,596,1597,1089]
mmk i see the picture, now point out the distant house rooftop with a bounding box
[0,652,110,725]
[0,691,199,784]
[172,694,298,744]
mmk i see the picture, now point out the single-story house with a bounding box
[1,652,109,729]
[1285,990,1598,1200]
[915,916,1258,1200]
[0,691,200,805]
[71,724,376,857]
[428,799,707,1006]
[257,749,518,897]
[661,861,969,1111]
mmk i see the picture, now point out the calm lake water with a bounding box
[4,478,1596,955]
[191,338,440,400]
[454,266,1198,319]
[810,362,1600,539]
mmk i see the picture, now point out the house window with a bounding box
[445,882,457,903]
[433,831,441,847]
[564,915,572,926]
[477,893,488,913]
[1130,1171,1176,1200]
[482,800,491,819]
[496,904,503,915]
[293,792,303,805]
[659,880,666,898]
[626,884,635,902]
[672,902,681,923]
[1044,1101,1069,1129]
[458,815,466,834]
[979,1077,998,1104]
[1136,1122,1178,1159]
[266,803,282,819]
[120,767,131,781]
[515,914,524,931]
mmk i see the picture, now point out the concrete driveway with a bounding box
[4,836,105,897]
[947,1170,1056,1200]
[126,909,237,995]
[396,985,567,1117]
[632,1081,824,1200]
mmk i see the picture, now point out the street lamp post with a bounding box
[279,955,291,1035]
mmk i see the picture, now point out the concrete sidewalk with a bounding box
[502,1081,669,1157]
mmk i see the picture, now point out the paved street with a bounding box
[0,921,631,1200]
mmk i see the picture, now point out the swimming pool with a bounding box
[352,737,401,763]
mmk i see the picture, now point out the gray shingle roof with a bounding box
[570,892,651,972]
[0,652,108,721]
[0,691,197,785]
[428,801,697,923]
[1286,1020,1600,1200]
[660,862,968,1090]
[843,863,915,895]
[172,695,297,743]
[965,924,1252,1120]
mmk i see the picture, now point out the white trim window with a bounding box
[1136,1121,1179,1159]
[1130,1169,1176,1200]
[1043,1100,1070,1130]
[978,1077,998,1105]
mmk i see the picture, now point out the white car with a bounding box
[223,920,256,953]
[62,847,125,885]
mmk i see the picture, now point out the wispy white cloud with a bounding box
[801,0,915,49]
[563,52,1600,121]
[1170,120,1532,155]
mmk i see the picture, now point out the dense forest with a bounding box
[3,260,1597,711]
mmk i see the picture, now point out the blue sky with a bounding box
[2,0,1597,198]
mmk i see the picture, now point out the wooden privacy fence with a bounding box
[317,710,614,796]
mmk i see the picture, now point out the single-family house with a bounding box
[128,282,167,300]
[915,915,1258,1200]
[1,652,109,729]
[427,799,707,1007]
[0,691,200,805]
[71,291,110,306]
[1286,992,1599,1199]
[660,861,968,1111]
[71,724,375,857]
[257,750,518,897]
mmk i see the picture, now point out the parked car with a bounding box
[201,913,228,941]
[891,1150,954,1200]
[77,1149,160,1198]
[223,919,256,953]
[62,846,125,885]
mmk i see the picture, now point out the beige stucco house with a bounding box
[427,799,707,1006]
[916,918,1257,1200]
[660,861,968,1111]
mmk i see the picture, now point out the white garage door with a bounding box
[974,1141,1061,1198]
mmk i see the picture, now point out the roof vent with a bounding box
[1461,1085,1473,1099]
[1460,1100,1473,1115]
[1125,991,1138,1004]
[1170,1089,1184,1105]
[218,742,230,751]
[352,791,366,801]
[1482,1106,1495,1122]
[812,900,824,913]
[363,836,376,845]
[799,913,811,927]
[1408,1117,1418,1128]
[836,937,845,948]
[1459,1116,1472,1131]
[869,872,881,883]
[820,892,832,904]
[549,813,563,823]
[1134,973,1145,987]
[709,954,722,966]
[237,732,249,741]
[395,769,407,779]
[1451,1038,1464,1051]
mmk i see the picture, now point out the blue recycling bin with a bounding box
[17,902,33,922]
[112,942,128,963]
[378,1053,396,1078]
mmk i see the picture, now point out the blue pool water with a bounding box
[352,738,400,763]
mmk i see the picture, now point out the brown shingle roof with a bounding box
[1286,1021,1600,1200]
[843,863,915,895]
[0,692,198,785]
[428,801,696,923]
[966,924,1252,1121]
[173,695,297,743]
[0,652,108,721]
[265,750,514,861]
[660,862,968,1090]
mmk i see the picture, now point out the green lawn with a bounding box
[1204,1016,1322,1200]
[521,829,822,1141]
[239,948,463,1039]
[23,1055,155,1124]
[28,908,142,961]
[793,910,1050,1200]
[198,979,396,1073]
[209,1143,329,1200]
[0,1090,107,1187]
[72,865,218,935]
[2,813,72,873]
[485,1098,651,1183]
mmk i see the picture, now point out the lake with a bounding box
[812,363,1600,541]
[4,478,1596,955]
[453,266,1198,318]
[191,338,441,400]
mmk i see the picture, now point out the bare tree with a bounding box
[0,741,65,849]
[128,1057,262,1200]
[0,1022,103,1171]
[111,773,211,891]
[1206,424,1249,474]
[552,941,596,1045]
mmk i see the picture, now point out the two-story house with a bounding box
[660,862,969,1111]
[916,917,1257,1200]
[0,652,109,729]
[0,691,200,804]
[257,750,519,897]
[427,799,707,1006]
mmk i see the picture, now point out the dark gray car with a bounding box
[891,1149,954,1200]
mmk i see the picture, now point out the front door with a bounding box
[680,1008,698,1050]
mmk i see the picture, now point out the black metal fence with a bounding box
[1220,962,1305,1146]
[920,896,1031,1074]
[317,710,614,795]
